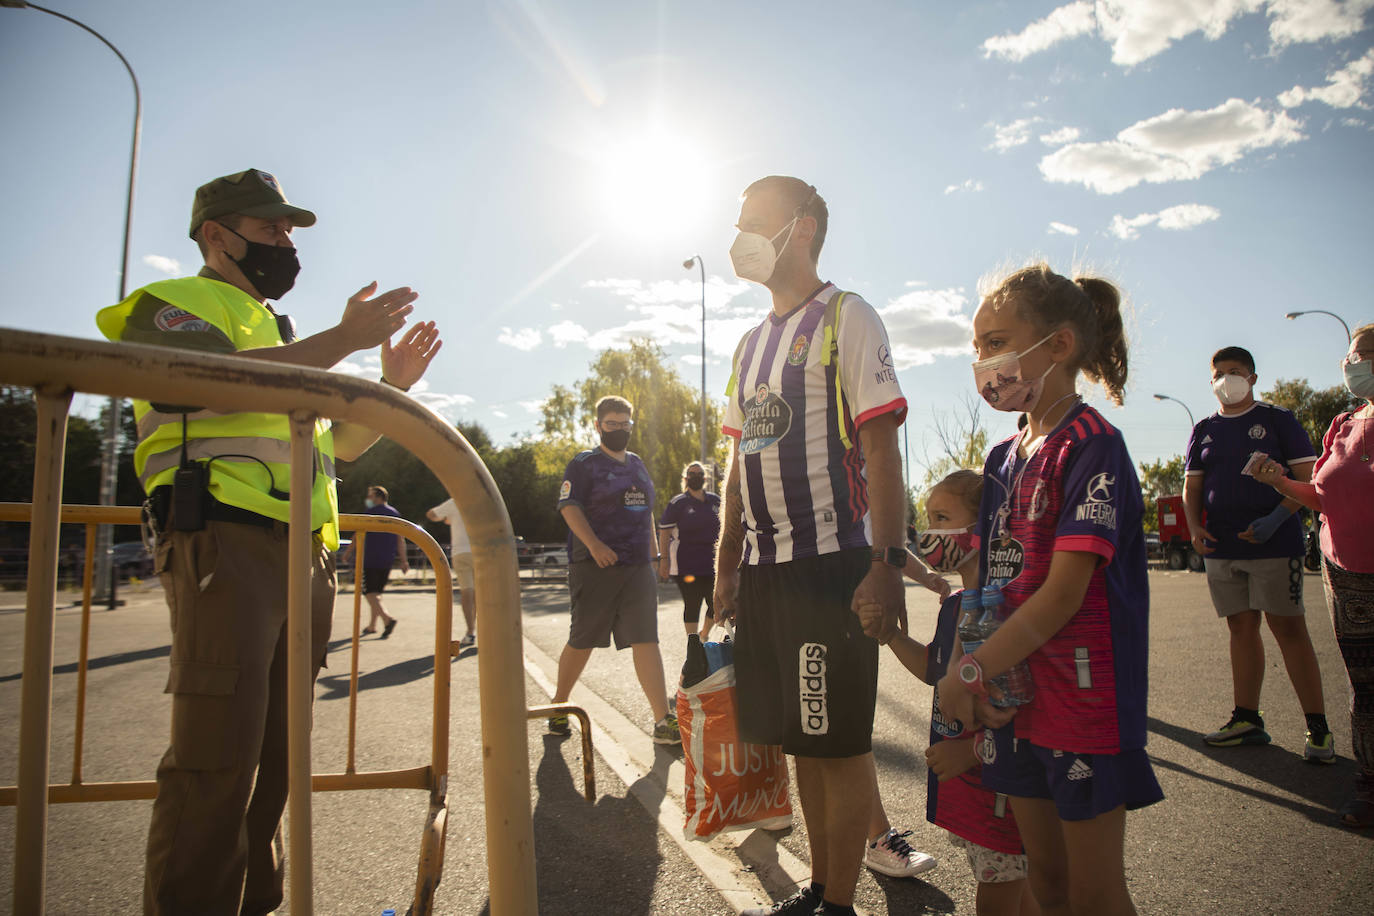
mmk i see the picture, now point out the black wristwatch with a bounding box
[872,546,907,570]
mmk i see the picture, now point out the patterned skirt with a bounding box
[1322,556,1374,775]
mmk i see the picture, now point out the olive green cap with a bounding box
[188,168,316,238]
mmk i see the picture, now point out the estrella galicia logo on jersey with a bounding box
[1249,424,1267,440]
[622,485,648,510]
[799,643,829,735]
[558,479,571,500]
[154,306,213,333]
[987,536,1025,584]
[787,334,809,366]
[740,383,793,455]
[1075,472,1117,528]
[930,685,965,738]
[873,343,898,384]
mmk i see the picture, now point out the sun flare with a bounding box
[595,127,713,232]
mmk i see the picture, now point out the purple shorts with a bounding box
[981,734,1163,822]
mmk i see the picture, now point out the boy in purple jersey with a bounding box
[937,265,1162,916]
[550,396,678,745]
[1183,346,1331,758]
[657,462,722,636]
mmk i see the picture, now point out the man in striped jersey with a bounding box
[718,177,913,916]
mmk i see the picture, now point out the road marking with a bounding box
[521,637,869,915]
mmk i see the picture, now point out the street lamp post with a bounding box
[1285,310,1352,343]
[1153,393,1196,429]
[683,255,707,469]
[6,1,142,606]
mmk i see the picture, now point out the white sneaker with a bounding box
[864,828,937,878]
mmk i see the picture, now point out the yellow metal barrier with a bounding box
[0,328,536,915]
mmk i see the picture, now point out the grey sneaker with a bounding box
[1305,730,1336,763]
[458,633,476,649]
[741,884,821,916]
[652,712,680,745]
[1203,712,1270,747]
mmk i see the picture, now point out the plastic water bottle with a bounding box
[980,584,1034,707]
[956,588,986,656]
[382,909,396,916]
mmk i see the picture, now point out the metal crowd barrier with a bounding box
[0,328,536,915]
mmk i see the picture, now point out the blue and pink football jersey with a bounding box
[977,403,1150,754]
[925,592,1024,854]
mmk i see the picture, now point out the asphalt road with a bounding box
[1,567,1371,914]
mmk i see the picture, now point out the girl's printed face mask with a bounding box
[972,332,1057,413]
[916,526,976,572]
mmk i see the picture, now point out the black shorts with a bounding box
[362,567,391,595]
[674,573,715,624]
[734,547,877,758]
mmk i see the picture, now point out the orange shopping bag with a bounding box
[677,661,792,841]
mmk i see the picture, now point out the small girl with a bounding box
[860,470,1039,915]
[935,264,1162,915]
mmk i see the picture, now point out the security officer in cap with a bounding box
[97,168,442,915]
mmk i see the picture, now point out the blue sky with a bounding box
[3,0,1372,485]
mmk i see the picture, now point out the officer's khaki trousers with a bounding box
[143,519,335,916]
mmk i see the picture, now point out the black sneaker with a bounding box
[547,714,571,736]
[742,885,821,916]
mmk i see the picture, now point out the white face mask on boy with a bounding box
[1212,373,1251,406]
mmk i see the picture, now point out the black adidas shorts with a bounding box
[734,547,878,758]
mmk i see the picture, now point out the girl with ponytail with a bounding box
[937,263,1161,915]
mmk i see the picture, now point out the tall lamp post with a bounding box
[1153,393,1196,429]
[3,1,142,606]
[1285,310,1352,343]
[683,254,707,469]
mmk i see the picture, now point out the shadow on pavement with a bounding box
[315,654,456,700]
[474,733,667,915]
[1147,715,1350,822]
[0,643,170,683]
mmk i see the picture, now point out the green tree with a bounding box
[1261,378,1359,451]
[1137,455,1185,534]
[538,339,727,513]
[335,420,568,548]
[909,395,989,530]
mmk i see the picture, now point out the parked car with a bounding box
[111,541,154,580]
[1157,494,1205,572]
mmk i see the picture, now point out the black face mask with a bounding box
[685,473,706,490]
[600,428,631,452]
[223,225,301,300]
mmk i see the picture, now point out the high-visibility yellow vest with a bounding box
[96,276,339,548]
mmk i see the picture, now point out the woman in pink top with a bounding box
[1255,321,1374,829]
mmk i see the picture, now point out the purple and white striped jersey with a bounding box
[722,283,907,565]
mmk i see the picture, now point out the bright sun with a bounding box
[595,126,712,233]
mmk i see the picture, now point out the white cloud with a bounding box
[497,326,542,351]
[1267,0,1374,47]
[548,320,589,348]
[985,1,1372,67]
[1049,221,1081,235]
[875,287,975,370]
[1278,47,1374,108]
[518,399,546,413]
[943,178,986,194]
[989,117,1042,151]
[491,409,508,419]
[142,254,180,275]
[982,1,1096,62]
[1039,98,1304,193]
[1039,126,1082,145]
[1108,203,1221,239]
[333,360,368,377]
